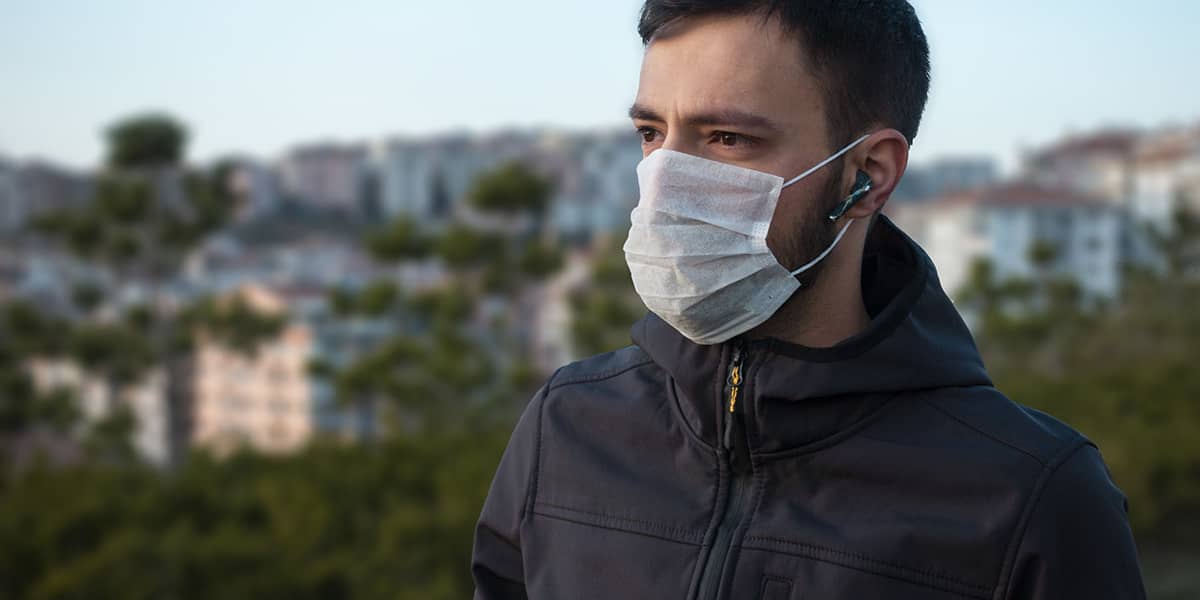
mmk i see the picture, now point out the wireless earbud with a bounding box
[826,170,873,221]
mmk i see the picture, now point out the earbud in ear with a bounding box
[826,170,873,221]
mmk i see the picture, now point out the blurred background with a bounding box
[1,1,1197,598]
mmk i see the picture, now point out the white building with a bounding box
[0,161,92,232]
[378,138,452,221]
[1018,125,1200,271]
[377,132,539,222]
[891,182,1122,303]
[550,130,644,242]
[226,158,281,221]
[27,358,174,466]
[892,156,998,203]
[1021,129,1139,205]
[1129,126,1200,233]
[279,143,369,213]
[378,128,643,241]
[530,248,595,373]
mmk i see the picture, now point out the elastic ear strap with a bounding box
[783,133,872,188]
[789,218,855,277]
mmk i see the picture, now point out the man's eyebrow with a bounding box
[628,103,665,122]
[627,102,784,134]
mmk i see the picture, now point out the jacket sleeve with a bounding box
[471,383,548,600]
[1004,442,1147,599]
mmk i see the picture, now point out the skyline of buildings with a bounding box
[2,118,1198,465]
[891,182,1123,305]
[893,123,1200,326]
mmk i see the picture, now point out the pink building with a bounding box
[190,285,315,455]
[278,144,368,213]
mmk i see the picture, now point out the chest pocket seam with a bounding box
[760,574,793,600]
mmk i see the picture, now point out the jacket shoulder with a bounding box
[1000,441,1144,598]
[548,345,656,391]
[838,385,1135,594]
[918,384,1090,467]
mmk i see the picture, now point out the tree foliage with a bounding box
[105,113,188,170]
[570,235,645,357]
[178,296,287,357]
[0,428,512,600]
[467,161,552,218]
[5,114,283,447]
[365,216,431,262]
[961,209,1200,542]
[434,225,504,271]
[0,302,74,435]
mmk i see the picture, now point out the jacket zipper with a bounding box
[695,343,752,600]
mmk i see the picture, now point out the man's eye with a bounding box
[713,131,750,147]
[636,127,660,143]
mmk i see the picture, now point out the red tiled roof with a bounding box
[1134,127,1200,166]
[1028,130,1140,164]
[928,181,1107,210]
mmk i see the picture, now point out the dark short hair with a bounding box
[637,0,931,148]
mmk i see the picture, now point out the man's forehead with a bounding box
[634,13,820,130]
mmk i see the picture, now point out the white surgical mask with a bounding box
[623,134,870,345]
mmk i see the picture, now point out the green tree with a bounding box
[434,224,504,271]
[17,114,276,464]
[963,209,1200,543]
[0,428,514,600]
[105,113,188,170]
[467,161,552,221]
[3,117,574,600]
[0,302,76,438]
[570,234,645,356]
[365,216,432,262]
[178,296,287,358]
[464,161,563,285]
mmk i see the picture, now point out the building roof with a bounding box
[1027,129,1140,165]
[284,142,369,161]
[926,181,1108,210]
[1134,126,1200,167]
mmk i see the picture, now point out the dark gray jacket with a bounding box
[471,217,1146,599]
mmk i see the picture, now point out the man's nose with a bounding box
[659,128,703,157]
[660,130,690,154]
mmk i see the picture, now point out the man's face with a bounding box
[630,13,846,275]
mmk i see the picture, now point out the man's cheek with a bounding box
[764,209,800,265]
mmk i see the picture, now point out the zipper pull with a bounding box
[728,360,742,414]
[722,344,745,452]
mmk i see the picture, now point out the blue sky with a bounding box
[1,0,1197,171]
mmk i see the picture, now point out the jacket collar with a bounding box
[630,216,992,453]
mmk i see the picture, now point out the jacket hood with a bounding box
[630,215,992,453]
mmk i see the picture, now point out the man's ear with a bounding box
[843,129,909,219]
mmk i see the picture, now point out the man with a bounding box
[472,1,1147,598]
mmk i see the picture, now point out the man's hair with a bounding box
[637,0,931,148]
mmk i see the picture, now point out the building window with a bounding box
[269,399,290,415]
[268,364,289,383]
[268,423,289,443]
[971,211,987,235]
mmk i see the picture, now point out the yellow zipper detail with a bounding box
[728,364,742,413]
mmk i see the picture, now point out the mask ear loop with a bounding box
[781,133,871,279]
[782,133,872,189]
[789,218,855,277]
